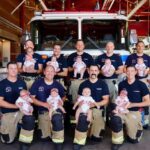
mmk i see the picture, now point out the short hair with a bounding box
[89,64,100,70]
[126,65,136,70]
[7,61,17,68]
[24,39,33,46]
[136,41,145,47]
[76,39,84,43]
[44,65,55,72]
[53,43,61,48]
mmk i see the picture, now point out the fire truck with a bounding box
[30,11,130,62]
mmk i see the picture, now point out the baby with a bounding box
[15,89,33,115]
[135,57,148,77]
[47,88,66,120]
[46,56,60,72]
[101,59,115,77]
[23,54,36,69]
[73,87,99,122]
[113,89,130,114]
[73,56,86,79]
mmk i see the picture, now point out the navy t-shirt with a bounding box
[125,53,150,79]
[17,53,43,76]
[67,52,94,78]
[44,54,68,79]
[78,79,109,104]
[0,78,27,113]
[30,78,65,112]
[119,79,149,111]
[95,53,123,79]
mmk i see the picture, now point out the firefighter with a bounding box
[95,41,124,103]
[30,65,65,150]
[44,43,68,89]
[17,39,43,89]
[125,41,150,129]
[67,39,94,103]
[73,65,109,150]
[0,62,35,150]
[110,65,150,150]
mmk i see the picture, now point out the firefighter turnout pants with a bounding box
[0,111,35,144]
[74,108,105,145]
[38,110,64,143]
[110,111,143,144]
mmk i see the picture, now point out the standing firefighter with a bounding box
[17,39,43,89]
[110,65,150,150]
[30,65,65,150]
[0,62,35,150]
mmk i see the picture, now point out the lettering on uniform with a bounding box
[83,58,88,61]
[38,86,44,92]
[34,58,38,62]
[19,87,24,90]
[144,60,148,63]
[111,60,115,62]
[133,90,140,93]
[5,87,12,92]
[96,88,102,91]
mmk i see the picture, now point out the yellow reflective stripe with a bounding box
[74,138,86,145]
[112,136,124,144]
[70,119,76,124]
[19,134,33,143]
[52,138,64,143]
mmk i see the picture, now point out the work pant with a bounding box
[38,110,64,143]
[0,111,35,144]
[69,79,85,103]
[74,108,105,145]
[110,111,143,144]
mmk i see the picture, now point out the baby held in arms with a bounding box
[47,88,66,120]
[101,59,115,77]
[73,56,86,79]
[16,89,33,115]
[73,87,99,122]
[113,89,130,114]
[135,57,148,77]
[46,56,60,72]
[23,54,36,68]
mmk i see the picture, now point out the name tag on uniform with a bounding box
[133,90,140,93]
[96,88,102,91]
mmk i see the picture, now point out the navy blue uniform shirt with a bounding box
[119,79,149,111]
[67,52,94,78]
[30,78,65,112]
[78,79,109,106]
[125,53,150,79]
[0,78,27,113]
[96,53,123,79]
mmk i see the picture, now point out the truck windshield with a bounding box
[31,19,126,51]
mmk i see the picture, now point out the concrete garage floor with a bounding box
[0,127,149,150]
